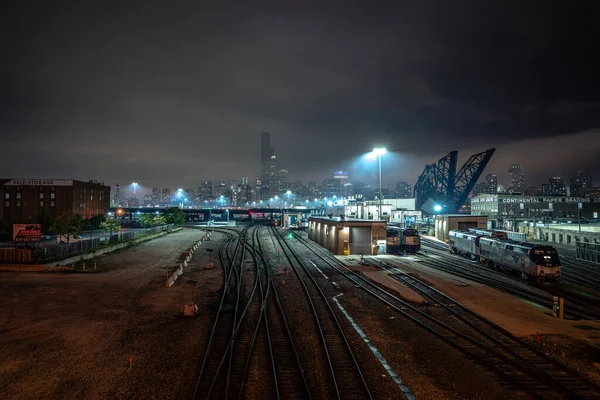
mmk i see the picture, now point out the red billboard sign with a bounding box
[13,224,42,242]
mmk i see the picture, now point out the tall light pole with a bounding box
[372,148,387,220]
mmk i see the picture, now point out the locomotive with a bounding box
[386,227,421,254]
[448,230,561,285]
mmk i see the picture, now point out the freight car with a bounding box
[448,230,561,284]
[386,227,421,254]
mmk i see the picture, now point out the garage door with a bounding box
[458,221,478,231]
[350,227,372,255]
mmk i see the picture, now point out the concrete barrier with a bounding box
[165,237,204,288]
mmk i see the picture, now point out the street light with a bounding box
[371,147,387,220]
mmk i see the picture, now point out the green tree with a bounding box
[153,215,166,226]
[139,214,153,227]
[52,212,84,238]
[38,213,56,234]
[163,207,184,225]
[101,216,122,242]
[87,214,106,230]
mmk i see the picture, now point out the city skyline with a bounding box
[2,3,599,190]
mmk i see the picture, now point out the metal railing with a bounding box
[576,241,600,264]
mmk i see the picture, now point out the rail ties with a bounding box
[295,234,600,399]
[265,293,310,399]
[274,228,371,400]
[389,270,600,399]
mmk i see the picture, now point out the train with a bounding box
[448,229,561,285]
[386,227,421,254]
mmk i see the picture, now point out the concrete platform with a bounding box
[337,254,600,345]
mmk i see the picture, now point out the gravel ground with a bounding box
[4,225,589,400]
[0,228,221,400]
[287,232,535,399]
[523,333,600,388]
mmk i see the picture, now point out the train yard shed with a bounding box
[307,217,386,255]
[434,214,488,242]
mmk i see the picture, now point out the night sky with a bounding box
[2,1,599,193]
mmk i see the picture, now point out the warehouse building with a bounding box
[1,179,110,223]
[308,217,387,255]
[433,215,488,242]
[470,193,600,231]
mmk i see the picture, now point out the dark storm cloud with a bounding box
[1,1,599,189]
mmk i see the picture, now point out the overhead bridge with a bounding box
[414,148,495,214]
[109,207,323,222]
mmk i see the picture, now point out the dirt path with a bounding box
[0,228,220,400]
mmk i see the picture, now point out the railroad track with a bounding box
[271,227,373,400]
[194,227,258,399]
[257,226,311,399]
[419,238,600,320]
[193,225,312,399]
[289,232,600,400]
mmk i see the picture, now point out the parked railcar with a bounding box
[467,228,508,240]
[448,229,561,284]
[479,237,561,284]
[448,230,481,259]
[386,227,421,254]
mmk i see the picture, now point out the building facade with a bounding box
[395,181,411,198]
[570,171,592,197]
[542,177,566,196]
[470,193,600,230]
[1,179,110,222]
[508,164,525,193]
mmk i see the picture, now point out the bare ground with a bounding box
[0,228,222,400]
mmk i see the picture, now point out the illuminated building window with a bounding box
[17,201,21,207]
[4,201,8,206]
[51,201,55,207]
[40,193,44,199]
[39,201,43,207]
[50,193,55,199]
[16,193,21,199]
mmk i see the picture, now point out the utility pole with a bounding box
[378,153,383,221]
[578,202,582,233]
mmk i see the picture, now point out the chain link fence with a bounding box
[576,241,600,264]
[12,224,176,263]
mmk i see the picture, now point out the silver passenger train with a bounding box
[448,229,561,285]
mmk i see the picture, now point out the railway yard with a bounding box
[2,225,600,399]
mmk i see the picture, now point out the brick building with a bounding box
[1,179,110,223]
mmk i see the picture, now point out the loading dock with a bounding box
[308,217,387,255]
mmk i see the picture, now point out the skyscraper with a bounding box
[260,132,277,200]
[508,164,524,194]
[161,188,171,204]
[197,181,213,203]
[542,177,566,196]
[395,181,411,198]
[484,173,498,194]
[569,171,592,197]
[113,183,121,206]
[152,188,161,205]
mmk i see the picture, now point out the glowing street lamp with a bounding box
[369,147,387,220]
[434,204,442,212]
